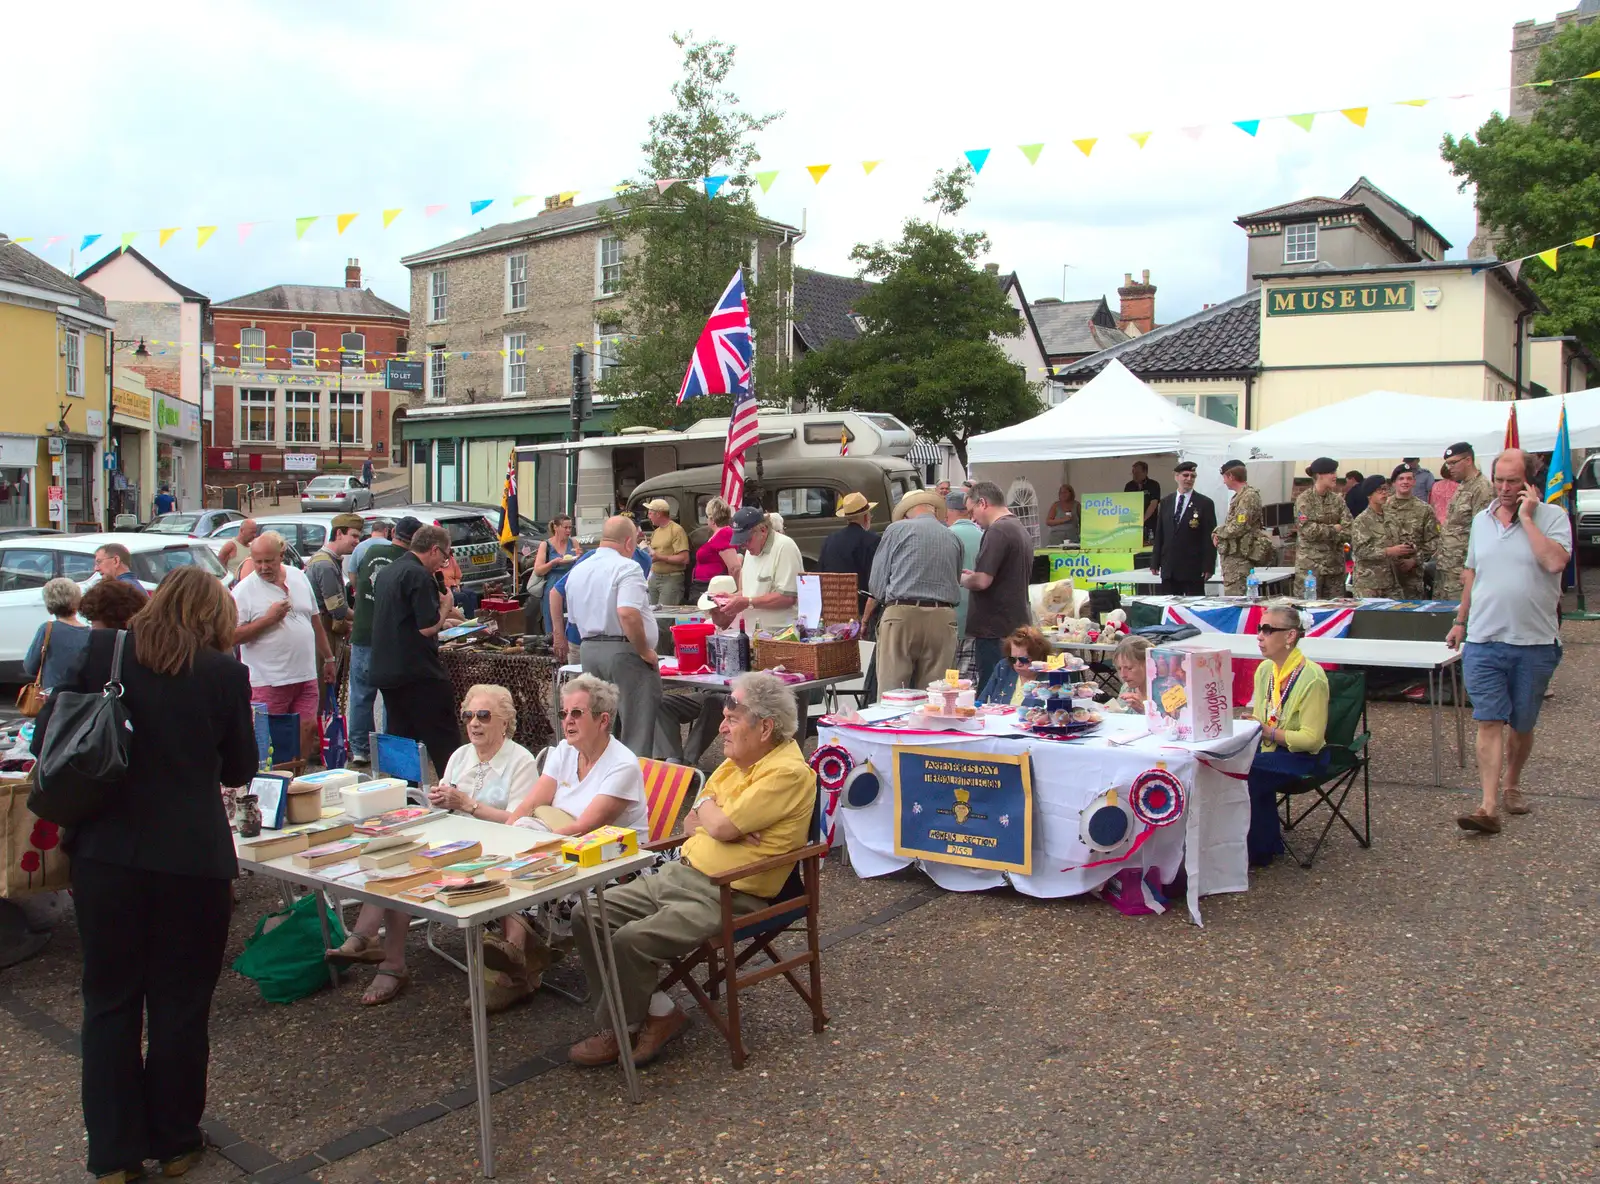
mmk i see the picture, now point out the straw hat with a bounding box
[835,491,877,517]
[892,489,948,523]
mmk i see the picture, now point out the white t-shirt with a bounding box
[565,547,651,640]
[539,737,647,832]
[232,566,318,687]
[441,739,540,812]
[740,530,804,633]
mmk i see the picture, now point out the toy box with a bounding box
[560,825,641,869]
[1145,645,1233,743]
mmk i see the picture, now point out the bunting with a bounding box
[424,204,447,217]
[755,170,779,192]
[963,149,990,173]
[1073,138,1097,157]
[294,216,318,240]
[469,199,494,215]
[81,234,101,252]
[158,227,179,247]
[337,213,359,235]
[1233,119,1261,136]
[119,232,137,252]
[807,164,831,183]
[1128,132,1152,149]
[1288,113,1315,131]
[196,226,216,249]
[382,208,402,228]
[703,175,728,199]
[513,195,535,207]
[862,160,881,174]
[1342,107,1369,126]
[1018,143,1044,164]
[1537,248,1559,270]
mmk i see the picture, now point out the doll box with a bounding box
[1144,646,1233,743]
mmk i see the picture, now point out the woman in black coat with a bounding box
[34,565,257,1182]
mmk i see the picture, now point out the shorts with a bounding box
[250,678,320,722]
[1461,641,1561,733]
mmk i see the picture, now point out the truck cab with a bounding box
[1577,452,1599,554]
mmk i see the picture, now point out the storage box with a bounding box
[341,777,409,820]
[754,637,860,680]
[289,768,361,810]
[1145,646,1233,743]
[560,825,640,868]
[478,600,526,637]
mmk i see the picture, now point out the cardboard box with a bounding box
[560,825,640,868]
[1145,645,1233,743]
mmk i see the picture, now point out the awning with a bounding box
[906,439,943,464]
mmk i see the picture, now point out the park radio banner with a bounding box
[1079,491,1146,550]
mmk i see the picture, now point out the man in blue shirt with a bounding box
[152,485,176,516]
[93,543,147,596]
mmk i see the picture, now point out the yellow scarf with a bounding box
[1267,648,1306,729]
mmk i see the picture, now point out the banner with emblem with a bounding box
[893,747,1032,874]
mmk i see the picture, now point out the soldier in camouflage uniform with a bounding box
[1293,457,1352,598]
[1435,441,1494,601]
[1349,478,1402,598]
[1383,462,1441,600]
[1213,459,1271,595]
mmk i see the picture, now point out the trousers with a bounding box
[377,676,460,778]
[1160,578,1207,596]
[972,636,1005,695]
[875,605,957,694]
[347,644,378,758]
[580,639,663,758]
[647,569,687,609]
[1219,557,1252,597]
[1247,747,1331,865]
[656,692,728,767]
[73,857,232,1175]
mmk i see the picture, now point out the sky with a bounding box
[0,0,1557,329]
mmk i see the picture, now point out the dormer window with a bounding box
[1284,222,1318,263]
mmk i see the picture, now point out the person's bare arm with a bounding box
[617,606,658,665]
[690,796,743,842]
[961,569,994,591]
[1446,568,1475,650]
[552,793,630,836]
[311,614,334,669]
[1520,490,1572,574]
[550,588,569,661]
[719,549,742,579]
[657,548,691,571]
[419,590,454,637]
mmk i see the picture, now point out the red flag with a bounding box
[1505,402,1520,450]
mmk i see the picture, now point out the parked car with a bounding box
[1576,452,1599,555]
[0,533,227,680]
[626,455,924,566]
[140,509,247,537]
[357,504,512,592]
[300,474,374,512]
[208,512,350,556]
[0,527,61,540]
[198,537,304,588]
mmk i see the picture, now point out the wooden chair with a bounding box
[646,795,828,1068]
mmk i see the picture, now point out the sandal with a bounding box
[326,932,386,966]
[361,967,410,1006]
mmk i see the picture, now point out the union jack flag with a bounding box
[1163,602,1355,706]
[677,269,758,505]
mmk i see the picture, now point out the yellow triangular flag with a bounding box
[1537,247,1559,270]
[862,160,880,175]
[382,208,402,228]
[1341,107,1369,127]
[1585,69,1600,78]
[1128,131,1152,148]
[559,190,579,202]
[1576,235,1595,248]
[1073,138,1097,157]
[158,227,179,247]
[1395,99,1428,107]
[1288,113,1315,132]
[512,195,535,207]
[197,226,216,248]
[337,213,359,235]
[807,164,831,183]
[1018,143,1044,165]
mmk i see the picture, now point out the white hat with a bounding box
[697,574,738,609]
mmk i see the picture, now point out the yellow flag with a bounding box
[382,208,402,228]
[1128,131,1152,148]
[807,164,831,183]
[1537,248,1559,270]
[336,213,359,235]
[512,195,535,207]
[1585,69,1600,79]
[1073,138,1097,157]
[1576,235,1596,248]
[158,227,179,247]
[559,190,579,202]
[1287,113,1315,132]
[1341,107,1369,126]
[1395,99,1428,107]
[197,226,217,248]
[862,160,880,175]
[1018,143,1044,164]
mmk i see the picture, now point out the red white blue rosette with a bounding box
[1130,767,1185,827]
[809,743,853,792]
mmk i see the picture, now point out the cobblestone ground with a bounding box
[3,610,1597,1183]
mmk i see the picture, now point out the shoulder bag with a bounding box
[15,622,52,718]
[28,630,132,828]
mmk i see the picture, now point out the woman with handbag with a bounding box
[19,577,91,712]
[32,566,258,1182]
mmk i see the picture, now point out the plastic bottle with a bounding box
[1305,570,1318,601]
[1246,569,1260,601]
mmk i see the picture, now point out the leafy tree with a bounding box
[790,166,1042,469]
[600,33,790,429]
[1441,20,1600,349]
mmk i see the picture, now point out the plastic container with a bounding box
[671,621,717,674]
[342,778,409,820]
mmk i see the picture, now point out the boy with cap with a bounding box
[1384,463,1439,599]
[1437,443,1493,601]
[644,498,690,607]
[1213,460,1271,596]
[1151,460,1217,595]
[1294,458,1352,597]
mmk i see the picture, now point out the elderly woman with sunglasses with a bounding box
[977,626,1052,706]
[1245,602,1331,866]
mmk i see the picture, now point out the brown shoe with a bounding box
[1504,789,1532,816]
[483,968,532,1014]
[481,932,526,975]
[631,1006,689,1066]
[568,1028,621,1067]
[1456,808,1502,834]
[160,1147,205,1177]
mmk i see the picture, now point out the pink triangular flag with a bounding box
[237,222,255,244]
[1181,125,1205,141]
[425,204,448,218]
[656,178,682,194]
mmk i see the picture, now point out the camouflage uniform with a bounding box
[1435,471,1493,601]
[1349,506,1401,599]
[1383,491,1440,599]
[1214,483,1268,595]
[1293,487,1352,598]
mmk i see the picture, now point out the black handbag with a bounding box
[28,630,132,828]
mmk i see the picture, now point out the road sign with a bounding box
[47,486,63,502]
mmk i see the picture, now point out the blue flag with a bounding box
[1544,399,1573,503]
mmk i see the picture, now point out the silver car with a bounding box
[300,474,374,513]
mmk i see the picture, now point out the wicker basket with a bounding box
[805,572,860,625]
[754,638,861,680]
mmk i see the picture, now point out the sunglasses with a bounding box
[460,709,495,723]
[1009,654,1033,666]
[1256,624,1295,636]
[558,707,597,721]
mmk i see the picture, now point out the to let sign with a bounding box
[384,360,424,392]
[1266,281,1415,316]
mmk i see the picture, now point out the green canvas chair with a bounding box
[1277,669,1371,868]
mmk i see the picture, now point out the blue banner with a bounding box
[893,747,1033,874]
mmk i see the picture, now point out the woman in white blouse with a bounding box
[508,674,647,835]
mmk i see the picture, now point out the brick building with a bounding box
[209,260,407,478]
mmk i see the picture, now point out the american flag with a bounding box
[677,268,757,505]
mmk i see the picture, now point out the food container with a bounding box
[754,637,859,679]
[289,768,362,810]
[341,777,410,820]
[285,784,324,825]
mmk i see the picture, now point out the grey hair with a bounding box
[562,673,620,720]
[968,480,1006,508]
[43,576,82,617]
[253,530,286,555]
[1112,634,1152,667]
[461,683,516,735]
[731,671,799,744]
[1264,600,1309,637]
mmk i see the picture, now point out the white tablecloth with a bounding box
[818,714,1260,925]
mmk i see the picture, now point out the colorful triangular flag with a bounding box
[1181,126,1205,141]
[1537,247,1559,270]
[196,226,216,249]
[44,236,64,249]
[1585,69,1600,79]
[1576,235,1596,248]
[1395,98,1429,107]
[656,178,682,194]
[80,234,101,252]
[807,164,832,183]
[425,204,447,217]
[1233,120,1260,136]
[512,195,535,207]
[1129,131,1152,149]
[862,160,880,175]
[703,175,728,199]
[382,208,402,228]
[469,199,493,215]
[119,232,137,252]
[963,149,990,174]
[1072,138,1097,157]
[238,223,255,244]
[12,237,31,244]
[559,191,579,202]
[336,213,359,235]
[295,216,318,240]
[754,170,779,193]
[1288,113,1315,131]
[158,227,179,247]
[1342,107,1369,127]
[1018,143,1044,164]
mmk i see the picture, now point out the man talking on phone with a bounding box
[1447,449,1570,835]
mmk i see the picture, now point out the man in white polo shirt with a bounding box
[565,515,660,757]
[1446,448,1571,835]
[711,507,803,634]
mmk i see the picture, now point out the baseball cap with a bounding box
[1442,441,1474,461]
[1306,457,1339,476]
[393,515,423,544]
[729,506,766,546]
[644,498,671,514]
[946,490,969,510]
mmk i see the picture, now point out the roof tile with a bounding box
[0,236,108,315]
[214,284,407,319]
[1055,289,1260,380]
[792,267,874,351]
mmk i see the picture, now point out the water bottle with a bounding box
[1246,570,1260,601]
[1305,570,1318,600]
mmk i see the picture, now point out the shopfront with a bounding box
[154,393,202,511]
[0,435,38,529]
[111,382,155,525]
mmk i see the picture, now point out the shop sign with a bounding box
[1047,550,1136,589]
[85,410,104,435]
[1265,281,1415,317]
[154,395,201,441]
[284,453,319,472]
[0,436,37,466]
[113,387,152,420]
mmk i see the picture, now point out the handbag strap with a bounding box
[105,629,128,699]
[29,621,52,690]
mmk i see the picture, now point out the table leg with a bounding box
[1452,661,1466,767]
[464,925,496,1177]
[277,881,295,910]
[1429,667,1443,787]
[313,889,339,990]
[580,887,642,1103]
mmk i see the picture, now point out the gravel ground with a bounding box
[4,613,1598,1183]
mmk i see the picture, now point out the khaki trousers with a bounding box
[574,859,765,1027]
[875,605,958,695]
[1220,556,1252,597]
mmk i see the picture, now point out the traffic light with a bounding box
[571,347,591,423]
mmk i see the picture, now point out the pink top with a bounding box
[1429,478,1457,525]
[694,526,735,581]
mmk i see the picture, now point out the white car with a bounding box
[300,474,373,513]
[0,533,227,680]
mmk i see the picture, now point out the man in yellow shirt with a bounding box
[570,670,816,1068]
[644,498,691,607]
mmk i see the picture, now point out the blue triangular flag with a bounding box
[964,148,991,174]
[81,233,102,252]
[1232,120,1261,137]
[469,199,494,215]
[703,175,728,199]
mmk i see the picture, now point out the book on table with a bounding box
[485,853,559,881]
[358,840,426,870]
[353,807,447,837]
[351,866,441,896]
[435,879,509,907]
[238,831,310,863]
[292,839,369,869]
[408,840,484,869]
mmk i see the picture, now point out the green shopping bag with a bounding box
[231,891,347,1004]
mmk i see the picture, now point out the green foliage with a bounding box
[1441,21,1600,349]
[790,166,1043,468]
[600,33,790,429]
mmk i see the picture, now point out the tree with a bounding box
[599,33,789,429]
[1441,20,1600,350]
[789,166,1042,470]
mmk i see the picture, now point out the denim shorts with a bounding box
[1461,641,1561,733]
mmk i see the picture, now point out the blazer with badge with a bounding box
[1152,490,1218,581]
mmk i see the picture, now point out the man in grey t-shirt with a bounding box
[1447,449,1571,835]
[960,480,1033,691]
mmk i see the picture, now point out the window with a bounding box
[290,330,317,369]
[341,332,365,373]
[748,238,760,287]
[412,440,429,465]
[1284,222,1318,264]
[594,324,622,385]
[429,268,448,321]
[331,390,365,446]
[597,236,623,296]
[284,389,321,444]
[239,388,275,443]
[772,487,837,519]
[427,345,447,402]
[59,551,96,581]
[0,549,54,592]
[505,334,526,397]
[507,253,527,311]
[240,327,266,367]
[803,423,853,446]
[1201,394,1238,427]
[64,329,82,397]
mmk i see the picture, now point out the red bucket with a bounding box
[671,621,716,674]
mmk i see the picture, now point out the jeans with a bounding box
[1246,747,1331,865]
[972,636,1005,695]
[348,644,376,758]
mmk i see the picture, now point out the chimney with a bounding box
[344,258,362,289]
[983,262,1000,275]
[1117,268,1156,334]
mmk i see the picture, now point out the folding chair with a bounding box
[1278,669,1372,868]
[647,795,828,1069]
[639,758,703,846]
[824,641,874,713]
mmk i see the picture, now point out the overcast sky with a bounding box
[3,0,1552,328]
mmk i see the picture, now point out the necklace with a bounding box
[1267,649,1306,730]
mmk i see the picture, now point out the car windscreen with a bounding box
[306,477,345,491]
[440,516,498,546]
[131,545,228,584]
[145,514,201,534]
